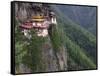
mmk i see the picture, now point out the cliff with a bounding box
[15,2,67,73]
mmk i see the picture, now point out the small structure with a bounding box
[49,12,57,25]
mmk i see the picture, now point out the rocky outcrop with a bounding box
[15,2,67,73]
[41,36,67,72]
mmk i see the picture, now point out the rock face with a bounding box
[41,37,67,72]
[15,2,67,73]
[41,37,59,72]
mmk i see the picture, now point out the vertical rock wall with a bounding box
[15,2,67,73]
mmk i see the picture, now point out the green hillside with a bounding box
[55,9,97,70]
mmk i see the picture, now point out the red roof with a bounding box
[19,22,33,29]
[19,21,49,29]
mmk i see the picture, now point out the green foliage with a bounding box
[65,35,96,69]
[63,23,96,64]
[55,13,97,70]
[22,30,46,72]
[15,18,24,68]
[15,18,46,72]
[67,54,84,70]
[50,25,66,53]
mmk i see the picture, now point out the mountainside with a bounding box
[51,5,97,35]
[14,2,97,74]
[51,5,97,70]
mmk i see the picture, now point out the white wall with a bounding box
[0,0,99,76]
